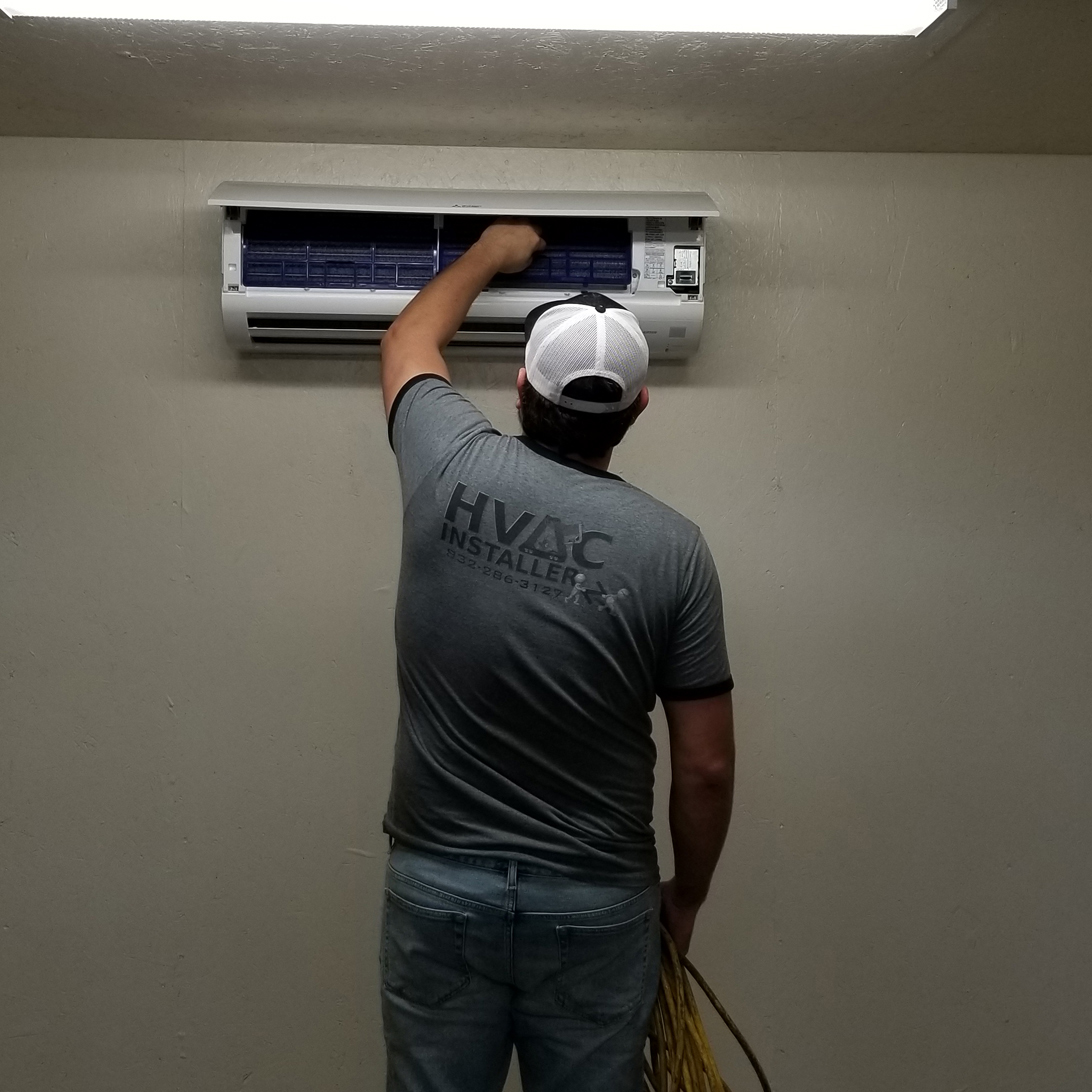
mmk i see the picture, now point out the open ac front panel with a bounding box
[208,183,719,359]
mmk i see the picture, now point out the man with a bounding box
[380,220,734,1092]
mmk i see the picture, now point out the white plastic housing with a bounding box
[209,183,719,360]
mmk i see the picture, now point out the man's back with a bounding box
[385,377,732,884]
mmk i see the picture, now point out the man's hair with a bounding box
[518,376,642,461]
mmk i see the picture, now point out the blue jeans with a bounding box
[381,845,660,1092]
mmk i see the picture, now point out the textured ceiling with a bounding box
[1,0,1090,152]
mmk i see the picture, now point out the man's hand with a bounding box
[475,219,546,274]
[661,877,703,957]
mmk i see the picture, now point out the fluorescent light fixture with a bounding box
[0,0,956,36]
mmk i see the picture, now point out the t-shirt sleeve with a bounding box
[388,374,496,501]
[657,532,734,701]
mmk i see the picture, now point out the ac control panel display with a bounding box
[670,246,701,287]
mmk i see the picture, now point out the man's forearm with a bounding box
[663,691,735,911]
[380,222,543,415]
[385,240,506,352]
[668,761,734,907]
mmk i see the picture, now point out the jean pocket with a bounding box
[382,888,471,1007]
[554,910,652,1025]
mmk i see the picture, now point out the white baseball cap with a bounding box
[524,293,649,415]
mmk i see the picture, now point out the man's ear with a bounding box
[516,367,528,410]
[633,386,650,417]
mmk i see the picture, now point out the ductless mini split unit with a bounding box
[209,183,718,359]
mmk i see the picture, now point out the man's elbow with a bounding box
[380,321,406,361]
[382,318,437,364]
[677,755,734,795]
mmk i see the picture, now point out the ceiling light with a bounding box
[0,0,956,36]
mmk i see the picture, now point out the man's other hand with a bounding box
[660,877,702,957]
[477,219,546,274]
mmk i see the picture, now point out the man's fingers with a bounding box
[477,221,545,274]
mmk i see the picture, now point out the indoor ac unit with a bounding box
[209,183,718,358]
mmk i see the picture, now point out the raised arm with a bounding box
[661,691,735,955]
[380,220,545,415]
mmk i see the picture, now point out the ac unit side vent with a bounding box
[244,210,436,291]
[241,209,632,292]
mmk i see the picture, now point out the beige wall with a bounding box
[1,138,1090,1092]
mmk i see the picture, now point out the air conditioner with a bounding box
[209,183,718,359]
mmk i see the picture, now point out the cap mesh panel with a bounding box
[526,303,648,409]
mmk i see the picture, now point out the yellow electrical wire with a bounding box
[645,927,773,1092]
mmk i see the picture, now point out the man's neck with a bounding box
[572,451,613,473]
[521,434,615,475]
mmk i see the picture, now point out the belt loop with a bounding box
[506,859,518,913]
[504,859,519,981]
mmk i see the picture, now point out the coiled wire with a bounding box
[645,928,773,1092]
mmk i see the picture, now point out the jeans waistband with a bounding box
[388,842,656,917]
[390,840,572,878]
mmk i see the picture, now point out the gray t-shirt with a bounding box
[384,375,732,884]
